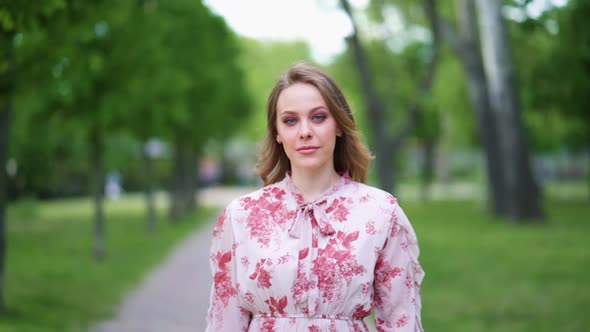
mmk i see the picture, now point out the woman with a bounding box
[206,63,425,331]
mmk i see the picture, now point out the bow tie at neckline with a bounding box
[288,200,336,238]
[282,171,352,239]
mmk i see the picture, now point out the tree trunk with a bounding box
[421,140,435,201]
[91,131,107,258]
[182,149,198,215]
[476,0,544,221]
[169,142,185,221]
[462,54,507,215]
[439,0,508,216]
[185,150,197,213]
[0,41,15,314]
[587,142,590,202]
[377,147,396,195]
[340,0,388,185]
[340,0,440,194]
[142,147,157,232]
[169,139,196,220]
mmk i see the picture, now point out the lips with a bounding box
[296,146,319,154]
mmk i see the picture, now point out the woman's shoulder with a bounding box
[224,182,285,211]
[347,180,399,208]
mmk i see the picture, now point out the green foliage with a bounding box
[331,0,451,154]
[347,1,440,136]
[140,0,252,146]
[328,52,368,135]
[1,195,217,332]
[512,0,590,151]
[7,0,253,198]
[0,0,65,32]
[430,48,476,147]
[329,38,444,147]
[358,0,588,154]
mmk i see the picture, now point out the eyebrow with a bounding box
[279,106,328,115]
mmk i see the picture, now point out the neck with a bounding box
[291,167,340,202]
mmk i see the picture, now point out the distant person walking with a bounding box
[105,170,123,200]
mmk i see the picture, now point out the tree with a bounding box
[140,0,252,220]
[46,1,142,258]
[550,0,590,198]
[339,0,440,193]
[109,0,179,232]
[0,24,14,317]
[434,0,507,216]
[515,0,590,199]
[476,0,543,220]
[0,0,67,314]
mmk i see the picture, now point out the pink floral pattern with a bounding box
[206,173,425,331]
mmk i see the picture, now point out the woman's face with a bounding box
[275,83,341,175]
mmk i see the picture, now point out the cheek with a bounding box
[327,122,340,140]
[275,124,287,143]
[275,128,286,144]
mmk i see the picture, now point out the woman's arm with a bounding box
[374,203,425,332]
[205,206,251,332]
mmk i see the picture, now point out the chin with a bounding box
[292,160,331,173]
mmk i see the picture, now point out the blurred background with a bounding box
[0,0,588,331]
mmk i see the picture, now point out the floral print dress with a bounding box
[205,173,425,332]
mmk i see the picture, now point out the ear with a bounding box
[276,136,282,144]
[336,129,342,137]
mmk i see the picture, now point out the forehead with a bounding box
[276,83,327,113]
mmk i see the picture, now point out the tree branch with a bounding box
[340,0,386,140]
[393,0,441,145]
[439,17,463,56]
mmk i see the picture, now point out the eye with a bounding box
[282,117,297,125]
[312,114,327,122]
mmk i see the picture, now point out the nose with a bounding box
[299,119,312,139]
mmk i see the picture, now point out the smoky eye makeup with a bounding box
[310,108,330,122]
[283,118,297,125]
[311,113,327,122]
[280,114,298,125]
[278,107,329,125]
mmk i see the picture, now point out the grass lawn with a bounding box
[403,199,590,332]
[0,194,218,332]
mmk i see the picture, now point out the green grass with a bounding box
[403,200,590,332]
[1,195,218,332]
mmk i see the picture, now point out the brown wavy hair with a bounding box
[256,63,373,185]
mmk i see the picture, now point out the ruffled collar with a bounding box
[281,171,351,239]
[282,171,351,206]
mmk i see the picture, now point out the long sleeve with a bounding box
[205,205,251,332]
[374,203,425,332]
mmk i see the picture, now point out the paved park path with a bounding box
[91,187,254,332]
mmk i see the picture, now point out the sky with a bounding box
[203,0,568,65]
[203,0,368,64]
